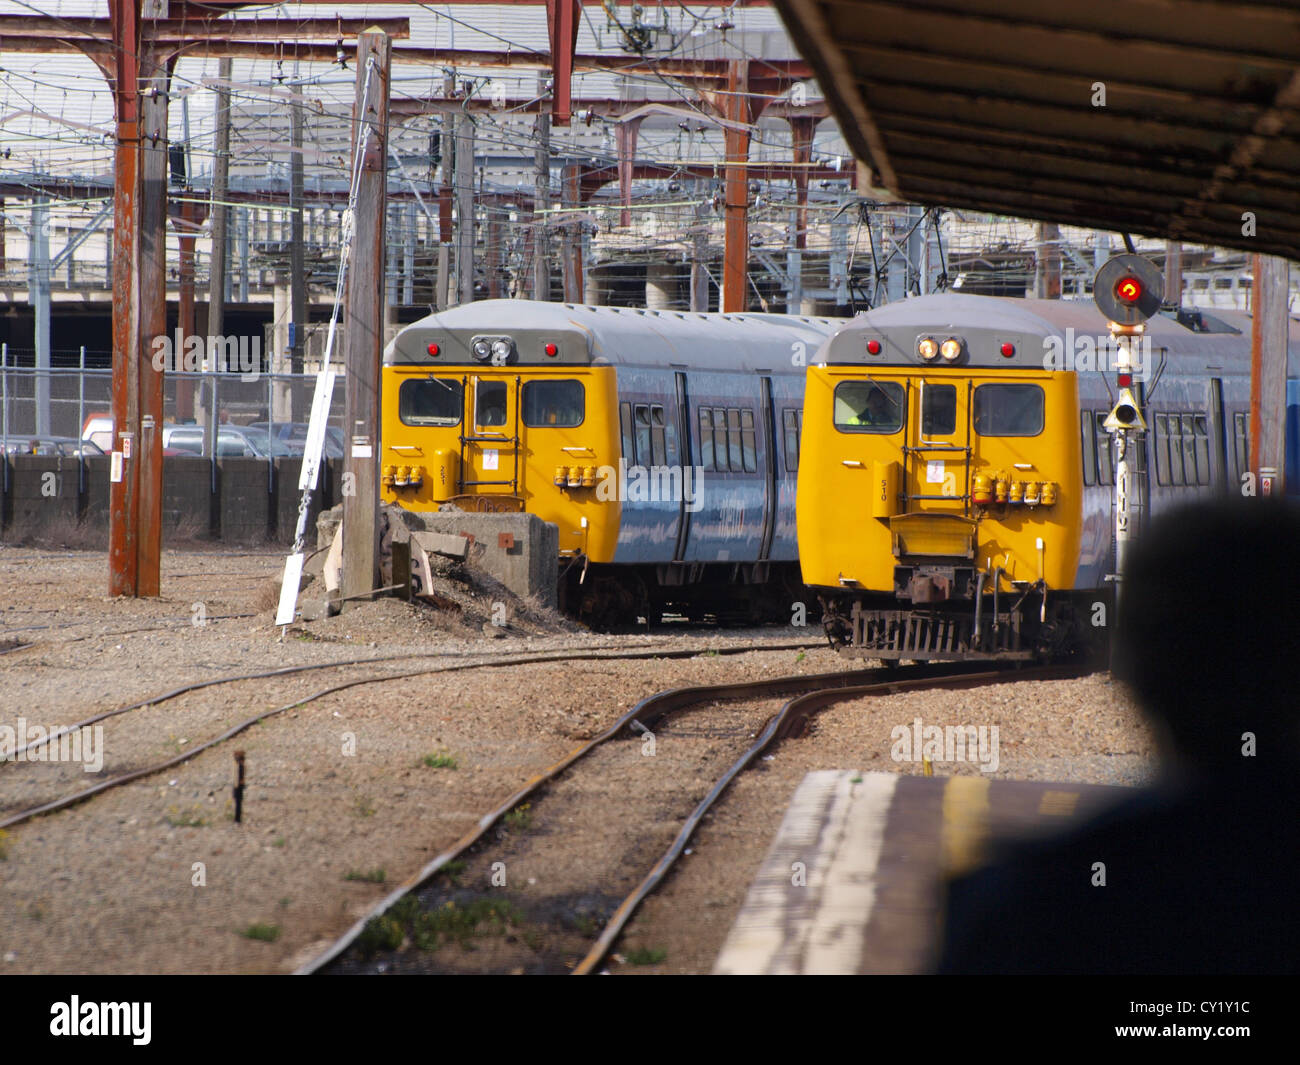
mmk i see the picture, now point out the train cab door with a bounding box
[903,378,971,516]
[461,374,522,503]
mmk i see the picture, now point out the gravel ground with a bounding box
[0,544,1157,976]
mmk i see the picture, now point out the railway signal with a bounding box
[1093,253,1164,327]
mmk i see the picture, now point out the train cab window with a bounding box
[712,407,729,470]
[522,379,584,427]
[834,380,904,434]
[921,384,957,436]
[1093,412,1114,485]
[399,377,463,426]
[621,403,634,463]
[1081,412,1097,486]
[1192,414,1211,486]
[650,405,667,466]
[726,409,744,472]
[783,408,801,473]
[972,384,1043,436]
[634,405,652,465]
[475,381,508,427]
[698,408,715,471]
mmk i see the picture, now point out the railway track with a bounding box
[307,661,1087,975]
[0,637,825,831]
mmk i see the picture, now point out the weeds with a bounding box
[0,829,9,860]
[626,947,667,965]
[356,896,525,958]
[422,750,458,769]
[504,803,534,832]
[241,923,280,942]
[164,805,208,828]
[353,794,377,818]
[344,868,387,884]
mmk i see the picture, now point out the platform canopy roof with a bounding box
[773,0,1300,260]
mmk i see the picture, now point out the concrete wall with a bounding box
[413,511,559,608]
[0,456,340,544]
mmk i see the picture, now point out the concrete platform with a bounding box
[713,770,1130,975]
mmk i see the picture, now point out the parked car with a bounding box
[162,423,294,458]
[3,435,103,457]
[81,413,113,453]
[245,421,345,458]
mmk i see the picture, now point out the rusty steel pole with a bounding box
[108,0,143,597]
[340,30,391,606]
[722,61,752,313]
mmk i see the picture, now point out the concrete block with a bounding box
[274,458,325,545]
[410,530,470,561]
[413,511,558,608]
[163,456,214,539]
[4,456,80,536]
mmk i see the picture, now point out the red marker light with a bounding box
[1000,342,1016,358]
[866,339,882,355]
[544,342,558,357]
[1116,277,1142,303]
[427,343,440,357]
[1118,372,1133,387]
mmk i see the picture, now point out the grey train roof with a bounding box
[819,293,1300,372]
[384,299,844,372]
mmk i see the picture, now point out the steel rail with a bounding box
[1,639,824,762]
[299,661,972,974]
[572,662,1090,974]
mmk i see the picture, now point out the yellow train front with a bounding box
[799,295,1114,662]
[381,299,835,625]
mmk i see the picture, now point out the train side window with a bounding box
[713,407,729,471]
[1081,411,1097,486]
[698,408,715,471]
[1153,413,1169,485]
[783,408,800,473]
[1095,412,1113,485]
[973,384,1044,436]
[1180,414,1199,487]
[922,384,957,436]
[522,379,584,428]
[1192,414,1211,486]
[650,405,667,466]
[725,409,744,472]
[620,402,634,464]
[633,405,652,466]
[833,380,905,433]
[398,377,463,426]
[740,409,757,473]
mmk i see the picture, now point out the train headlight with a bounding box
[940,338,963,361]
[918,337,939,361]
[472,340,491,360]
[490,339,513,363]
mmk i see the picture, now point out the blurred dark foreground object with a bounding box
[937,500,1300,974]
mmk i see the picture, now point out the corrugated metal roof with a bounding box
[772,0,1300,260]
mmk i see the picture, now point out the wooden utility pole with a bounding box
[533,90,551,301]
[1250,254,1289,495]
[455,115,475,305]
[1164,240,1182,306]
[1033,221,1061,299]
[290,91,306,414]
[340,29,391,605]
[205,56,231,454]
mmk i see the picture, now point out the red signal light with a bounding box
[866,339,881,355]
[544,342,558,357]
[427,343,440,357]
[1118,372,1133,387]
[1115,277,1142,303]
[1000,342,1016,358]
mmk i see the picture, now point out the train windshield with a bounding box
[834,380,905,433]
[399,378,463,426]
[522,380,585,427]
[973,384,1044,437]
